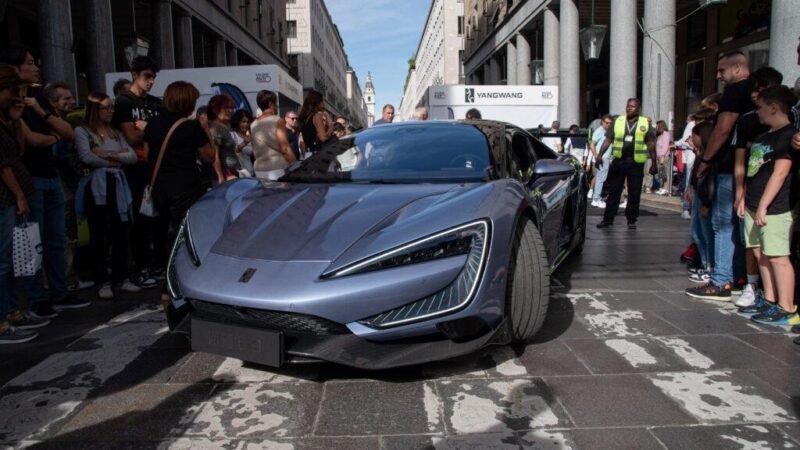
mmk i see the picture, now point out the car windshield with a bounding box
[280,123,492,183]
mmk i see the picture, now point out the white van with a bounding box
[424,85,558,129]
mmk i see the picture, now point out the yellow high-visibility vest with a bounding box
[612,116,649,163]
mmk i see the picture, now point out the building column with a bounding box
[482,64,490,85]
[489,56,501,85]
[543,6,560,87]
[559,0,580,126]
[84,0,115,94]
[516,33,532,85]
[507,41,517,85]
[642,0,675,125]
[175,10,194,68]
[609,0,638,115]
[37,0,77,94]
[214,37,227,67]
[153,0,175,69]
[227,44,238,66]
[769,0,800,86]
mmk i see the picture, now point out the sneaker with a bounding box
[688,269,710,284]
[7,310,50,330]
[587,189,594,199]
[0,324,38,344]
[738,292,770,315]
[30,303,59,319]
[591,200,601,208]
[680,243,698,263]
[620,200,628,208]
[752,305,800,326]
[68,279,95,291]
[730,279,746,295]
[628,222,637,230]
[597,221,613,229]
[734,284,757,307]
[644,188,651,194]
[597,200,606,208]
[148,268,166,281]
[98,283,114,300]
[135,270,159,289]
[116,280,141,293]
[53,293,91,310]
[685,282,732,301]
[681,210,691,219]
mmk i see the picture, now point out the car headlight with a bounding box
[323,220,489,279]
[346,220,490,329]
[166,215,200,300]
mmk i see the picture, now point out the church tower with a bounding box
[365,72,376,127]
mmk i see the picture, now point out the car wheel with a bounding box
[507,216,550,342]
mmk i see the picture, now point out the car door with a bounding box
[525,133,574,262]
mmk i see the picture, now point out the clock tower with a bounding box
[365,72,376,127]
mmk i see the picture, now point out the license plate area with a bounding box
[192,318,283,367]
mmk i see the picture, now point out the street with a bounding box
[1,206,799,449]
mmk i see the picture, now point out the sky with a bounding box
[326,0,431,113]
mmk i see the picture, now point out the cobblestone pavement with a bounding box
[1,207,799,449]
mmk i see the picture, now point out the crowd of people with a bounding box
[0,48,365,344]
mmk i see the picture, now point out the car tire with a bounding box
[507,216,550,342]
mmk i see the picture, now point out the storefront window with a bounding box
[686,59,704,114]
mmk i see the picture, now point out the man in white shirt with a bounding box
[541,121,563,153]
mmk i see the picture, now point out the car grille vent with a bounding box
[190,300,350,335]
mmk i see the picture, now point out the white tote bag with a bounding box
[12,221,43,278]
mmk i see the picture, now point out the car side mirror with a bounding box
[534,159,574,178]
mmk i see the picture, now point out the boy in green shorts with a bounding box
[737,85,799,325]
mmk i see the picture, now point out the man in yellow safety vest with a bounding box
[596,98,658,229]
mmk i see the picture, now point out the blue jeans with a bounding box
[20,177,68,303]
[710,173,744,286]
[682,160,694,211]
[691,187,714,269]
[0,206,19,316]
[593,154,611,203]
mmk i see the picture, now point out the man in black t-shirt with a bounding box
[687,51,751,301]
[112,56,163,289]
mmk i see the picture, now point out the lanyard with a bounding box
[626,119,637,135]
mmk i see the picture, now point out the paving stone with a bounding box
[656,292,731,311]
[775,423,800,446]
[53,383,214,441]
[579,309,685,338]
[511,340,591,377]
[554,428,664,450]
[655,309,770,335]
[645,370,798,423]
[179,382,323,439]
[436,378,572,434]
[651,424,799,449]
[567,291,677,313]
[545,374,696,427]
[382,433,520,450]
[315,381,440,436]
[567,335,785,374]
[156,437,381,450]
[168,352,228,384]
[536,311,595,340]
[749,368,800,399]
[734,333,800,366]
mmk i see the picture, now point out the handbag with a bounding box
[13,221,43,278]
[140,118,187,217]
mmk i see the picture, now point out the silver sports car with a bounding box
[167,120,587,369]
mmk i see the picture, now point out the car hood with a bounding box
[204,181,492,263]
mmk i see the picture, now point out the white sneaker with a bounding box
[619,200,627,208]
[116,280,142,293]
[587,189,594,199]
[681,210,691,219]
[591,200,600,207]
[734,283,757,307]
[597,200,606,208]
[98,283,113,299]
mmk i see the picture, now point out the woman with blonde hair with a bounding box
[75,92,140,299]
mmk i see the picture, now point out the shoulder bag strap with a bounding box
[149,118,187,187]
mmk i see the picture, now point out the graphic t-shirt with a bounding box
[112,91,162,161]
[745,125,797,214]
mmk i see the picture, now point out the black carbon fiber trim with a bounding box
[189,300,350,335]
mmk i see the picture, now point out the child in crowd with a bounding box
[687,121,715,284]
[737,85,799,325]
